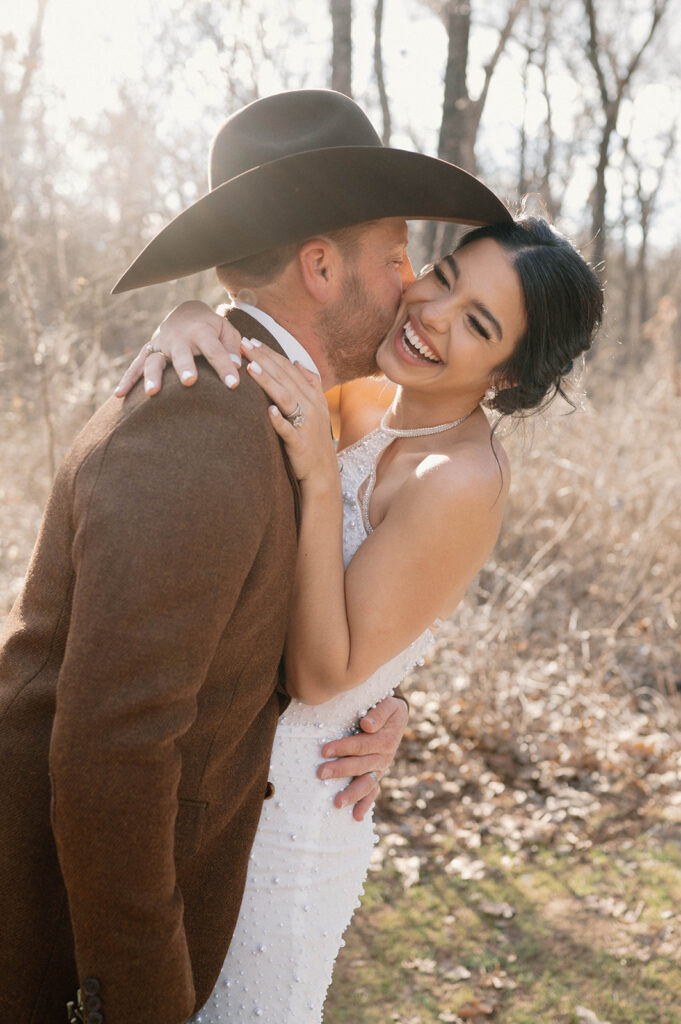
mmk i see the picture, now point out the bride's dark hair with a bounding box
[454,216,603,416]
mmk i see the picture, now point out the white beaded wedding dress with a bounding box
[190,426,435,1024]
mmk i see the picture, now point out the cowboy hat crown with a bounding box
[112,89,511,294]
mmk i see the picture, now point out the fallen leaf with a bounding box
[402,957,437,974]
[576,1007,612,1024]
[458,999,496,1018]
[479,899,515,919]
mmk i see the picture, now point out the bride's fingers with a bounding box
[184,320,242,389]
[293,361,326,396]
[245,358,301,415]
[114,346,148,397]
[241,340,321,401]
[143,352,170,395]
[266,405,301,440]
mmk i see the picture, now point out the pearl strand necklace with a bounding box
[379,405,476,437]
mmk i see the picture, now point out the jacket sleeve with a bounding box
[49,374,277,1024]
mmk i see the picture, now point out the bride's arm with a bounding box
[114,301,244,398]
[113,302,395,443]
[244,344,507,705]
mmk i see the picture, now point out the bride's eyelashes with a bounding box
[433,264,449,287]
[467,313,491,340]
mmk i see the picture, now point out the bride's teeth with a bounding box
[402,322,439,362]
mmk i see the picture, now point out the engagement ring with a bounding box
[285,402,305,428]
[145,342,169,362]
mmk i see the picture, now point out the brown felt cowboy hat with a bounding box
[112,89,511,294]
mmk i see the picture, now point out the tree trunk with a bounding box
[374,0,391,143]
[423,0,525,259]
[330,0,352,97]
[437,1,476,174]
[590,109,616,276]
[583,0,668,279]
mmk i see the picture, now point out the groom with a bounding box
[0,90,510,1024]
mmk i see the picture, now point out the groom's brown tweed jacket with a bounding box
[0,310,301,1024]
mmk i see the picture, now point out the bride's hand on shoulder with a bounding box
[114,300,245,398]
[241,340,337,486]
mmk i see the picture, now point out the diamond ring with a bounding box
[285,402,305,428]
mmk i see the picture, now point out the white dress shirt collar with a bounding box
[235,301,320,377]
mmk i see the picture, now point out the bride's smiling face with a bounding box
[375,237,526,398]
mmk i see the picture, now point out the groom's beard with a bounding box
[317,269,397,384]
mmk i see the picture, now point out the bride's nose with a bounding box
[420,293,453,333]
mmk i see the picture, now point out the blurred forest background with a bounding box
[1,1,680,1021]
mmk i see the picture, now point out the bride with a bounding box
[118,216,602,1023]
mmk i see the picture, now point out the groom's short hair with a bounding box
[216,220,377,292]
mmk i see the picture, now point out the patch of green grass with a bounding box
[324,833,681,1024]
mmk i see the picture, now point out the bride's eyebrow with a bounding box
[443,254,503,341]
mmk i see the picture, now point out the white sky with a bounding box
[4,0,680,248]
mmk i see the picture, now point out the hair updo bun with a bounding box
[455,217,603,417]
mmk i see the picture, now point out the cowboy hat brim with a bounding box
[111,146,512,294]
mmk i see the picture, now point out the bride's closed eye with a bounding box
[466,313,491,340]
[433,263,450,287]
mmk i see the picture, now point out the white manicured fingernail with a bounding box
[144,380,155,393]
[229,353,242,366]
[181,370,194,383]
[248,361,262,374]
[269,405,280,416]
[225,374,238,388]
[241,338,254,350]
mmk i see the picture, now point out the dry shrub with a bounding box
[382,339,681,852]
[2,330,680,835]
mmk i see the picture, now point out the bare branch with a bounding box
[13,0,49,113]
[475,0,527,121]
[373,0,391,144]
[583,0,611,108]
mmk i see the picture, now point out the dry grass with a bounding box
[2,326,680,1020]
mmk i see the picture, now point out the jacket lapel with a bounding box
[226,307,302,535]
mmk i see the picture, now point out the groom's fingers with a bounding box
[320,696,408,766]
[319,753,384,780]
[351,789,380,823]
[319,695,408,817]
[359,694,409,734]
[333,772,380,820]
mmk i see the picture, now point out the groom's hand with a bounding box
[317,695,408,821]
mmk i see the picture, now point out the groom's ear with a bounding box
[297,238,342,303]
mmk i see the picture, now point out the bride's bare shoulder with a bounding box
[409,432,511,518]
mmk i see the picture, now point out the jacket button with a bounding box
[82,978,100,996]
[85,995,101,1012]
[88,1014,103,1024]
[264,781,275,800]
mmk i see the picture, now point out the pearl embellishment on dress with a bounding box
[186,428,434,1024]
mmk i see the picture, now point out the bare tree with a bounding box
[330,0,352,96]
[0,0,49,169]
[437,0,526,175]
[621,125,677,328]
[374,0,391,143]
[424,0,526,257]
[0,171,57,479]
[583,0,668,276]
